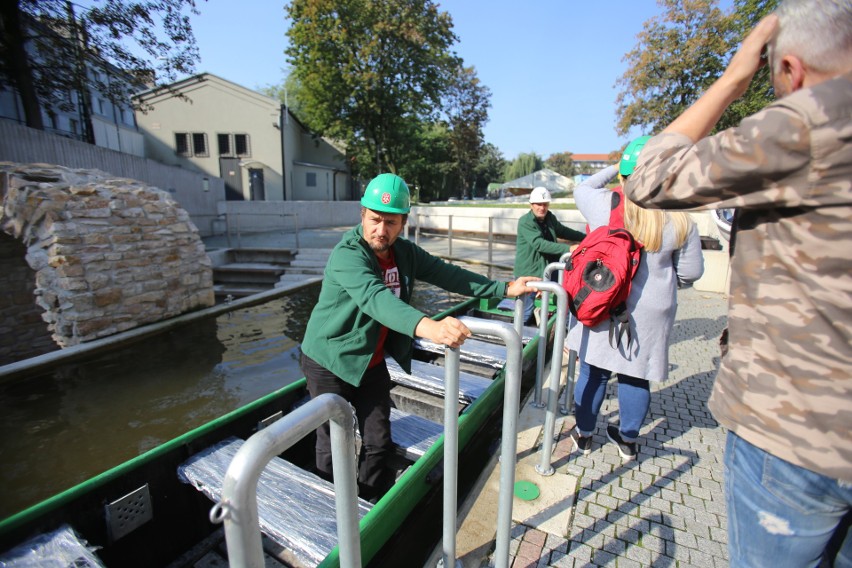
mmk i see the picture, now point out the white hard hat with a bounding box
[529,186,552,203]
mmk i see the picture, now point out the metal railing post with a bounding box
[488,217,494,265]
[225,211,233,249]
[448,215,453,257]
[531,262,566,407]
[217,393,360,568]
[440,346,461,568]
[513,296,524,339]
[558,251,577,416]
[294,214,300,250]
[528,281,568,476]
[456,317,523,568]
[235,213,242,249]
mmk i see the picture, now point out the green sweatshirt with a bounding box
[300,224,509,386]
[514,210,585,279]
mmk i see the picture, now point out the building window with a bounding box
[217,133,231,156]
[192,132,208,156]
[176,132,209,157]
[70,119,79,135]
[234,134,250,157]
[217,133,250,157]
[176,133,191,156]
[306,172,317,187]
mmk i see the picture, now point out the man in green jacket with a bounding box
[300,173,538,501]
[514,186,585,324]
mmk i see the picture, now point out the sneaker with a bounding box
[606,424,637,461]
[570,429,593,455]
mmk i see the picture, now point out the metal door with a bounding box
[219,158,243,201]
[249,168,265,200]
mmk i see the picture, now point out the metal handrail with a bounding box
[530,262,567,407]
[444,317,523,568]
[214,393,360,568]
[558,251,578,416]
[222,212,301,249]
[528,281,568,476]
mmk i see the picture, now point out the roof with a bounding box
[500,168,574,194]
[571,154,613,162]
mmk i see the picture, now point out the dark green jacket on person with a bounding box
[301,224,509,386]
[514,210,585,279]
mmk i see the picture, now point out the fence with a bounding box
[0,120,224,236]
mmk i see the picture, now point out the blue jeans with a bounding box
[573,361,649,441]
[522,292,536,324]
[725,431,852,567]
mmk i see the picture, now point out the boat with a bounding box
[0,294,557,568]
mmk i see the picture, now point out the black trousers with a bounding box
[300,352,395,501]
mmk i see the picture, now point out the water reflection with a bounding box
[0,264,511,518]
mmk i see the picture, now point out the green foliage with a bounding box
[0,0,201,131]
[474,143,507,196]
[445,65,491,198]
[504,152,543,181]
[716,0,778,131]
[544,152,574,177]
[615,0,733,136]
[285,0,462,179]
[615,0,778,137]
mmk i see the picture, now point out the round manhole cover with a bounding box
[514,480,540,501]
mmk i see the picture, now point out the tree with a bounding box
[545,152,574,178]
[285,0,461,178]
[473,143,506,196]
[0,0,202,135]
[716,0,778,131]
[615,0,733,137]
[444,65,490,199]
[504,152,543,181]
[398,121,455,202]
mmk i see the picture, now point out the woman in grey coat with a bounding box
[566,137,705,461]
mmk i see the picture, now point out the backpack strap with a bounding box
[608,187,634,350]
[609,186,626,229]
[609,304,633,350]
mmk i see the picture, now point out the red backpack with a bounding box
[562,186,642,348]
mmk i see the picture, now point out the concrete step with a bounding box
[214,263,288,285]
[289,259,327,269]
[276,273,322,283]
[228,248,296,264]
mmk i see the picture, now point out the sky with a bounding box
[182,1,705,160]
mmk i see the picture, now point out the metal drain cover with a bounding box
[105,484,153,542]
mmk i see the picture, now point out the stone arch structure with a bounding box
[0,163,215,365]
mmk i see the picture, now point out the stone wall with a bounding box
[0,162,215,358]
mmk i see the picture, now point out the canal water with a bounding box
[0,264,511,519]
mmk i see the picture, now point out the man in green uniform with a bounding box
[300,173,538,501]
[513,186,585,324]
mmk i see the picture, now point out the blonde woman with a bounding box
[566,136,704,461]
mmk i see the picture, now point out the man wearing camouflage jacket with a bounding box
[623,1,852,565]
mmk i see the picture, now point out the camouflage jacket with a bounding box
[624,71,852,482]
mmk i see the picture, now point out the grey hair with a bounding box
[772,0,852,75]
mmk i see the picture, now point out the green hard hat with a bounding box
[619,135,653,176]
[361,173,411,214]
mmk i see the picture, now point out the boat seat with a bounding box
[0,524,104,567]
[389,406,443,461]
[386,356,491,404]
[414,336,508,369]
[178,437,373,568]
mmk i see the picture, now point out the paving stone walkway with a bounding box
[503,287,730,567]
